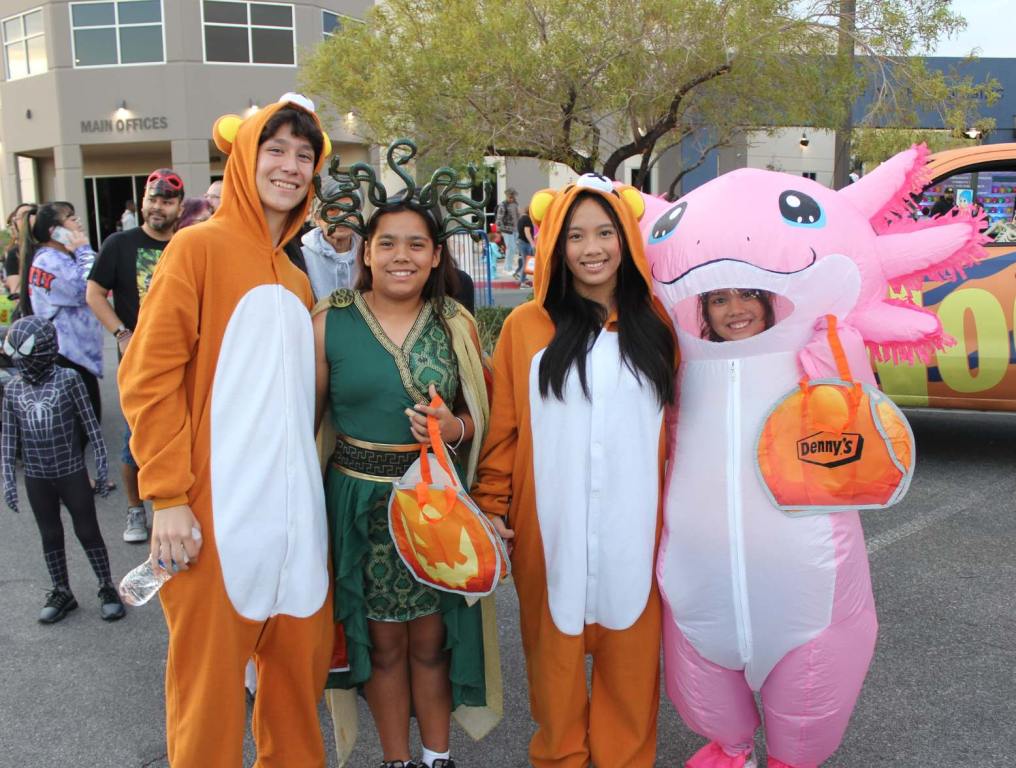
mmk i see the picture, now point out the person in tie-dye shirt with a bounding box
[25,202,104,425]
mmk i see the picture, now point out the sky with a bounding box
[930,0,1014,57]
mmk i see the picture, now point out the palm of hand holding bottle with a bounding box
[119,505,202,606]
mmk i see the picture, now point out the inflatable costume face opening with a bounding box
[698,288,777,342]
[4,316,59,385]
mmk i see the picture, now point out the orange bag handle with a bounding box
[413,394,460,517]
[798,315,862,435]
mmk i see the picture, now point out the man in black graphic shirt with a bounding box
[86,168,184,544]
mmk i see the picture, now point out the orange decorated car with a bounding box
[876,143,1016,410]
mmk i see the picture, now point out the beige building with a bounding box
[0,0,369,246]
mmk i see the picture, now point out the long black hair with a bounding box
[538,192,675,406]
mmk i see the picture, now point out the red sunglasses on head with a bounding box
[146,169,184,190]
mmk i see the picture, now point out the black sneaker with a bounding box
[39,587,78,624]
[98,584,126,621]
[432,760,456,768]
[380,762,419,768]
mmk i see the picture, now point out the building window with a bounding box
[322,10,341,38]
[2,8,47,80]
[203,1,295,65]
[70,0,164,67]
[323,10,363,39]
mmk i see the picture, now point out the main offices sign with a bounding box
[80,116,169,134]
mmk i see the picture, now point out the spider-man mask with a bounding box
[4,316,58,384]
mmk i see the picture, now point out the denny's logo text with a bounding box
[796,432,864,468]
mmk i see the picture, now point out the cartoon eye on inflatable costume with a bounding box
[649,202,688,244]
[756,316,914,513]
[779,190,826,228]
[388,396,509,597]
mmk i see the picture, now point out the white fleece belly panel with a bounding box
[210,285,329,621]
[530,331,662,636]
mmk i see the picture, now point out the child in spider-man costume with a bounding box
[2,315,124,624]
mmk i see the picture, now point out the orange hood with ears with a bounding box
[527,175,655,311]
[210,93,332,248]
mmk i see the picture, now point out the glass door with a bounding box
[84,175,148,249]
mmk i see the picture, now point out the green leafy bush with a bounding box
[475,306,513,356]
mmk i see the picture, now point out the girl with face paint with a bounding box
[1,316,124,624]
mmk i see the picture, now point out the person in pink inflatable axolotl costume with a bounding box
[639,145,988,768]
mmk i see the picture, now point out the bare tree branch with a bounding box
[602,61,733,178]
[667,137,730,200]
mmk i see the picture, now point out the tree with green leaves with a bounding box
[301,0,996,199]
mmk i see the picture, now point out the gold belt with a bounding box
[331,433,420,483]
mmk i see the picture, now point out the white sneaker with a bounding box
[123,506,148,543]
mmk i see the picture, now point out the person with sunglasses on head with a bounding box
[24,202,106,434]
[86,168,184,543]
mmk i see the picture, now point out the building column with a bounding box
[0,150,18,215]
[54,144,87,237]
[170,139,211,199]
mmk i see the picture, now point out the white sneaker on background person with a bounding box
[123,505,148,543]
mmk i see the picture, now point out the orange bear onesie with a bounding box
[472,176,670,768]
[118,96,333,767]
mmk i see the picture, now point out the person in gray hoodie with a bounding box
[300,179,362,300]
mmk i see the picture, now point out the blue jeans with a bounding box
[502,232,518,268]
[121,413,137,467]
[517,240,534,274]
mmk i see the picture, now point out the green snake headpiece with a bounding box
[313,138,491,243]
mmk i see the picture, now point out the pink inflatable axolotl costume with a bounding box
[640,146,987,768]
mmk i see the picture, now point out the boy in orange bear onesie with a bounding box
[473,175,677,767]
[118,94,334,767]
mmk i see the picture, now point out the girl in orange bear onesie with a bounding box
[472,175,677,768]
[119,95,334,767]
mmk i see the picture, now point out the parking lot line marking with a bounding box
[866,476,1009,556]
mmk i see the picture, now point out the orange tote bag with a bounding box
[756,316,915,515]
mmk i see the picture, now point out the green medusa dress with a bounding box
[322,289,487,711]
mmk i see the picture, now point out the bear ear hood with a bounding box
[528,174,651,308]
[210,93,331,247]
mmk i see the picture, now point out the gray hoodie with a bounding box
[300,226,361,300]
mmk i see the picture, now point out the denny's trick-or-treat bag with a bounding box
[756,316,915,515]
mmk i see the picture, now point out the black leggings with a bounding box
[56,355,101,423]
[26,468,111,588]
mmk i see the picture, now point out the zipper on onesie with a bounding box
[726,359,753,664]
